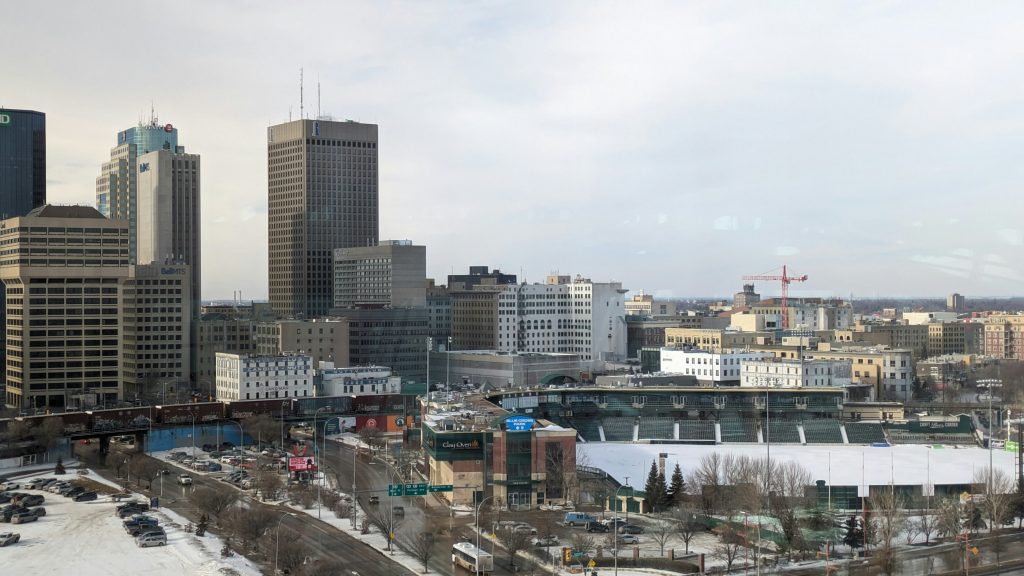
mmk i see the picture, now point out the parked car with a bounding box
[123,515,158,528]
[117,505,150,518]
[585,522,610,533]
[2,508,29,522]
[603,517,628,528]
[18,495,43,507]
[368,495,380,505]
[564,512,598,527]
[532,535,559,547]
[177,475,193,486]
[619,534,640,545]
[62,487,86,498]
[513,523,537,535]
[0,494,10,505]
[136,532,167,547]
[0,483,20,491]
[30,507,46,518]
[136,527,166,539]
[127,522,161,537]
[619,524,644,535]
[11,512,37,524]
[73,491,98,502]
[0,532,20,546]
[393,506,405,517]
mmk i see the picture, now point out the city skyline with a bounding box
[6,2,1024,299]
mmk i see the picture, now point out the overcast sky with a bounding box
[6,1,1024,300]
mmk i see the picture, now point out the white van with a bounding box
[137,533,167,547]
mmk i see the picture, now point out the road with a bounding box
[84,447,415,576]
[317,437,536,576]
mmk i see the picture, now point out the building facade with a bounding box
[197,315,256,396]
[254,318,349,368]
[319,364,400,397]
[96,117,182,264]
[215,353,313,401]
[330,307,429,381]
[333,240,425,308]
[660,348,774,384]
[983,315,1024,361]
[733,284,761,308]
[447,266,516,290]
[0,206,130,409]
[625,293,678,317]
[121,263,191,402]
[740,358,853,389]
[429,350,580,389]
[665,328,771,350]
[0,108,46,218]
[268,119,378,318]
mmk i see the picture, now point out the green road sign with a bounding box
[388,485,404,497]
[1007,440,1019,453]
[404,483,428,496]
[428,484,454,493]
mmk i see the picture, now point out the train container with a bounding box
[89,406,153,428]
[224,399,295,420]
[293,396,351,417]
[155,402,224,425]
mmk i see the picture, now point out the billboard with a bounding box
[289,456,317,472]
[505,415,535,432]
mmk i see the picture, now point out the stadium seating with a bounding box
[677,419,717,442]
[637,417,674,440]
[801,419,844,444]
[720,413,757,443]
[844,422,887,444]
[764,420,801,443]
[571,418,603,442]
[602,417,636,441]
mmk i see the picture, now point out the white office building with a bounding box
[319,363,400,397]
[493,275,627,371]
[740,359,852,389]
[215,353,312,401]
[660,348,774,384]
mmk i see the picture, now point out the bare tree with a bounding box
[256,471,284,501]
[240,414,278,448]
[712,525,744,572]
[869,487,905,574]
[190,486,239,527]
[358,426,385,451]
[224,507,277,551]
[570,533,595,558]
[127,454,162,489]
[974,468,1015,565]
[291,484,316,509]
[35,417,65,450]
[2,420,32,447]
[673,506,702,554]
[399,529,435,573]
[496,528,532,570]
[648,518,674,557]
[363,501,404,551]
[689,452,725,515]
[263,529,308,574]
[937,497,964,541]
[916,510,937,545]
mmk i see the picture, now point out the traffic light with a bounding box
[562,547,572,564]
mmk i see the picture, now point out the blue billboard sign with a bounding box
[505,415,535,432]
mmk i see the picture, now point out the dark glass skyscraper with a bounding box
[0,108,46,218]
[267,119,379,318]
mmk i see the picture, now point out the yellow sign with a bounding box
[588,559,596,568]
[389,532,395,540]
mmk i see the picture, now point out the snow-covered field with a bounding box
[2,470,260,576]
[580,443,1017,489]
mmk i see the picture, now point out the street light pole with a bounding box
[475,495,493,576]
[447,336,453,405]
[189,411,196,457]
[614,479,632,576]
[313,407,330,518]
[281,401,289,450]
[319,416,342,519]
[275,512,296,574]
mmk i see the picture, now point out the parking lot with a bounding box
[0,470,259,576]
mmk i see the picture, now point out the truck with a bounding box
[177,474,193,486]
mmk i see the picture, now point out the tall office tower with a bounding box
[268,119,379,318]
[122,263,191,403]
[95,117,181,264]
[0,108,46,218]
[0,206,130,410]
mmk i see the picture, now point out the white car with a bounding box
[620,535,640,545]
[0,532,21,547]
[0,483,20,491]
[177,475,193,486]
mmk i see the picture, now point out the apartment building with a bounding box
[215,353,313,401]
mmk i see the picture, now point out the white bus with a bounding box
[452,541,494,574]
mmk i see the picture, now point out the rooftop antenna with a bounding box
[317,75,321,120]
[300,68,304,120]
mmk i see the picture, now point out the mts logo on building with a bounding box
[0,113,11,126]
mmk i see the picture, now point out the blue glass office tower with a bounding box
[0,108,46,218]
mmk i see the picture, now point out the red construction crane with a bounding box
[742,265,808,329]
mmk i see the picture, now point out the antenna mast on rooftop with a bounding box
[300,68,305,120]
[317,76,321,120]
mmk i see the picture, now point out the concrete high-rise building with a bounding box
[196,315,256,396]
[733,283,761,308]
[447,266,516,290]
[0,206,130,409]
[96,117,182,264]
[136,147,202,382]
[254,318,349,368]
[947,292,965,313]
[333,240,426,309]
[122,263,191,402]
[0,108,46,218]
[268,118,379,318]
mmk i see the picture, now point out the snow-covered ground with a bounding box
[580,443,1016,489]
[2,470,260,576]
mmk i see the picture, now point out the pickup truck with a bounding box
[0,532,20,547]
[177,475,193,486]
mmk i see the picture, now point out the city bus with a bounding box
[452,541,493,574]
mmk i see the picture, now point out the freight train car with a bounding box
[293,396,352,417]
[223,399,298,420]
[154,402,224,425]
[89,406,154,429]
